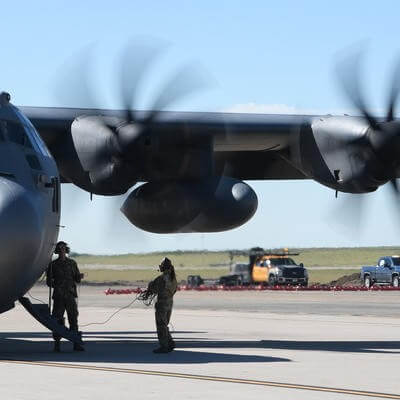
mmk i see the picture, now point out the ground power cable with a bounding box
[27,291,47,305]
[80,293,141,327]
[80,290,157,327]
[27,284,163,329]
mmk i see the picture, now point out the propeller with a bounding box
[54,40,236,235]
[332,50,400,229]
[55,39,213,194]
[336,51,400,183]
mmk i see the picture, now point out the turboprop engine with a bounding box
[291,116,386,194]
[121,176,258,233]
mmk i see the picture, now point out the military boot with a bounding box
[54,340,61,352]
[73,342,85,351]
[168,339,176,351]
[153,347,171,354]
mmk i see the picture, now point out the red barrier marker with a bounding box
[104,284,400,294]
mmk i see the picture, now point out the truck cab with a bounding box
[251,251,308,286]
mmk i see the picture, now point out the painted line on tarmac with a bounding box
[1,359,400,399]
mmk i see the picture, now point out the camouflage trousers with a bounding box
[155,302,174,349]
[52,294,79,341]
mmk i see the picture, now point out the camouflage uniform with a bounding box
[46,257,82,340]
[148,271,177,350]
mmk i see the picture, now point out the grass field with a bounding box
[75,246,400,269]
[81,268,229,284]
[74,247,397,285]
[76,251,235,268]
[80,267,360,285]
[307,269,359,284]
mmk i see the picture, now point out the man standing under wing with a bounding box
[46,241,85,352]
[147,257,177,353]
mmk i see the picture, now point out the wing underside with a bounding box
[21,106,310,182]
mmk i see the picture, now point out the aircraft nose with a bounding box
[0,178,42,309]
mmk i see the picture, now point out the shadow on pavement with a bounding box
[0,331,290,364]
[1,329,397,366]
[182,339,400,354]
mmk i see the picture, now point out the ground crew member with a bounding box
[46,241,84,352]
[147,257,177,353]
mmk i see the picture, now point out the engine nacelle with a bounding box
[291,116,385,193]
[121,177,258,233]
[70,115,138,195]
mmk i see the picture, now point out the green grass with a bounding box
[81,268,230,283]
[75,247,400,269]
[290,247,400,268]
[76,251,240,268]
[81,267,359,285]
[308,269,359,284]
[74,247,399,285]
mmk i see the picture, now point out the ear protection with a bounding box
[54,241,70,254]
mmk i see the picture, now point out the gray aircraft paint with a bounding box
[0,95,60,313]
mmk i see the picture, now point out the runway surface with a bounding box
[0,286,399,399]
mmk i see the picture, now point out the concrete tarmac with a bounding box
[0,286,399,399]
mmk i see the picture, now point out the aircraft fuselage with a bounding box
[0,93,60,313]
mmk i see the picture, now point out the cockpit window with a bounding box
[0,121,6,141]
[18,112,51,157]
[4,120,33,148]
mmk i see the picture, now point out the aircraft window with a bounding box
[25,154,42,171]
[0,121,5,141]
[18,113,51,157]
[5,121,33,148]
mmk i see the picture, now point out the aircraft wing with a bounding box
[20,105,400,233]
[21,106,309,182]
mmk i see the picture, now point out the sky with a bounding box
[3,1,400,254]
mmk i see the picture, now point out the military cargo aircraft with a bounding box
[19,47,400,236]
[21,81,400,234]
[2,46,400,320]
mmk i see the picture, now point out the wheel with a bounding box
[392,275,399,288]
[268,274,276,286]
[301,280,308,287]
[237,277,243,286]
[364,275,371,289]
